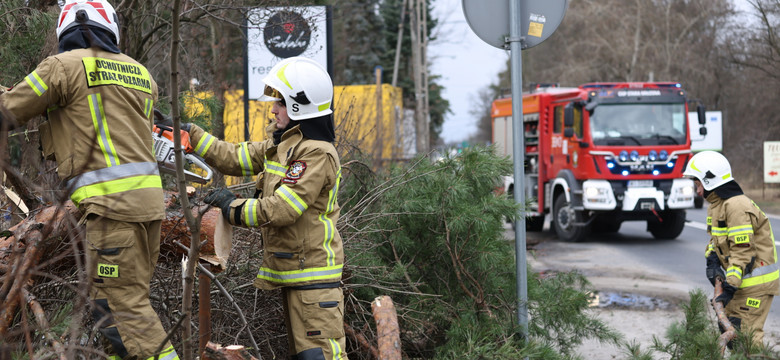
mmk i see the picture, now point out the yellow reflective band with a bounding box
[705,243,715,257]
[740,269,779,288]
[319,168,342,267]
[144,98,153,119]
[690,160,700,172]
[243,199,259,227]
[145,345,179,360]
[319,213,336,267]
[70,175,162,205]
[726,266,742,280]
[82,57,152,94]
[264,158,288,177]
[256,264,343,283]
[728,225,753,236]
[706,216,712,225]
[97,263,119,278]
[238,142,254,176]
[195,133,215,157]
[276,185,307,215]
[88,94,120,167]
[711,227,728,236]
[109,356,122,360]
[746,297,761,309]
[318,102,331,112]
[276,63,293,89]
[25,71,48,96]
[329,338,343,360]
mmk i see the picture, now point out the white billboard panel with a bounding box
[764,141,780,183]
[246,6,330,100]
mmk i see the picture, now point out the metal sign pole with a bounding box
[509,0,528,336]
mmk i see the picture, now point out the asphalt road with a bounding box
[515,205,780,342]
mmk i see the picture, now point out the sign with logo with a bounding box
[764,141,780,183]
[246,6,331,100]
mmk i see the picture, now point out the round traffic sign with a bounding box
[462,0,568,49]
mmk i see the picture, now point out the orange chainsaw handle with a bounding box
[153,124,193,153]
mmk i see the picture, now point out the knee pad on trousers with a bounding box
[297,347,326,360]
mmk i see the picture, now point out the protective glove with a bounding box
[153,109,191,132]
[706,252,726,287]
[715,281,737,306]
[204,188,236,221]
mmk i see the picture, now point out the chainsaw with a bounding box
[152,124,213,184]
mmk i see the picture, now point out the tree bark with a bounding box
[372,295,402,360]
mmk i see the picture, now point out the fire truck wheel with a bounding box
[694,195,704,209]
[648,210,686,239]
[553,195,590,242]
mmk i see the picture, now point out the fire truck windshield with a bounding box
[589,103,687,146]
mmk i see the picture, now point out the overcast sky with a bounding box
[428,0,755,145]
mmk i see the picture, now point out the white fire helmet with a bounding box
[56,0,120,44]
[683,150,734,191]
[260,57,333,121]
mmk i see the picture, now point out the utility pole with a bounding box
[391,0,407,87]
[410,0,428,154]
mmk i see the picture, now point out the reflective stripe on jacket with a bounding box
[0,48,164,221]
[705,193,779,296]
[189,123,343,289]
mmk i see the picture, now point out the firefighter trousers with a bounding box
[282,286,347,360]
[725,292,774,345]
[86,215,178,360]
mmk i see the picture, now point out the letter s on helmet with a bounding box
[260,57,333,121]
[683,150,734,191]
[56,0,120,44]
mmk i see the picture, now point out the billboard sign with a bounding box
[764,141,780,183]
[246,6,331,100]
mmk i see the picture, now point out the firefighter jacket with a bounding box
[706,192,780,296]
[0,48,164,221]
[188,123,343,289]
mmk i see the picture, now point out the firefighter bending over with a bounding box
[0,1,178,358]
[684,151,779,345]
[177,57,347,359]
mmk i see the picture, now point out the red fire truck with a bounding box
[492,82,706,242]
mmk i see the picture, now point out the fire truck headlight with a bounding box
[648,150,658,161]
[585,187,602,198]
[681,185,694,196]
[653,170,660,176]
[583,180,616,209]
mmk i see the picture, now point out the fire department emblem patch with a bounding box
[286,160,307,180]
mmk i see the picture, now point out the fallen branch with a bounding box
[23,288,67,360]
[713,278,736,355]
[345,323,379,359]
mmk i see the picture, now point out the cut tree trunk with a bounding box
[372,295,402,360]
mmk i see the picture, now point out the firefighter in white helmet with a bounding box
[0,1,178,358]
[684,151,779,345]
[178,57,347,359]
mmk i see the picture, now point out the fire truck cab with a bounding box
[492,82,706,242]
